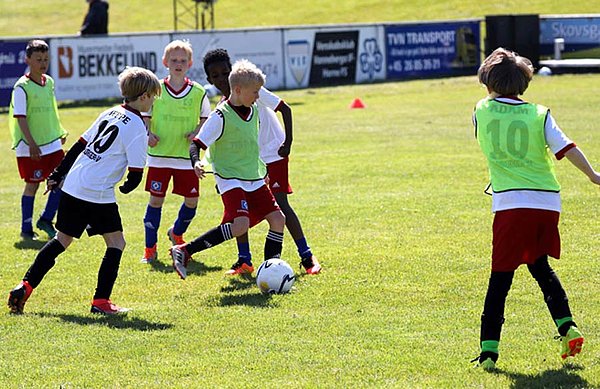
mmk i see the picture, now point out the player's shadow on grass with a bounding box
[208,277,273,308]
[149,258,222,277]
[14,239,47,250]
[34,312,172,331]
[493,363,588,388]
[220,275,255,293]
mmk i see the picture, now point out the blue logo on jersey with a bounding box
[151,181,162,192]
[241,200,248,211]
[33,169,43,179]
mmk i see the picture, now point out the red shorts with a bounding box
[145,167,199,198]
[220,185,280,227]
[492,208,561,272]
[267,157,293,194]
[17,150,64,183]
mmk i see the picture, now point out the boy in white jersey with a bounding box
[141,40,210,263]
[169,59,285,280]
[472,48,600,370]
[8,40,68,240]
[202,49,321,276]
[7,67,161,315]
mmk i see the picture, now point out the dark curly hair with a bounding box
[203,48,232,76]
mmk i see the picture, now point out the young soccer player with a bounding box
[202,49,321,275]
[8,40,68,240]
[472,48,600,369]
[169,59,285,280]
[141,40,210,263]
[7,67,160,315]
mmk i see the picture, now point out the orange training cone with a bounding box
[350,98,365,109]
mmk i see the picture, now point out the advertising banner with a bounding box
[356,26,386,84]
[385,21,480,79]
[0,40,30,107]
[309,30,359,87]
[540,16,600,58]
[173,29,284,90]
[283,25,386,89]
[49,34,170,101]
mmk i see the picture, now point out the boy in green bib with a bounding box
[169,59,285,280]
[141,40,210,263]
[473,48,600,370]
[8,40,68,241]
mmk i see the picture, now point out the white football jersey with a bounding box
[62,104,148,203]
[256,87,286,164]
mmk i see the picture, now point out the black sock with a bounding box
[264,230,284,260]
[527,256,573,325]
[481,271,514,343]
[187,223,233,254]
[24,238,66,288]
[93,247,123,300]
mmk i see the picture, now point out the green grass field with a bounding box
[0,0,599,37]
[3,2,600,388]
[1,74,600,387]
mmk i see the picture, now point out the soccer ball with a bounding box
[538,66,552,76]
[256,258,295,294]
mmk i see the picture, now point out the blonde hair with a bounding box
[163,39,193,61]
[228,59,266,88]
[478,47,534,96]
[118,67,161,102]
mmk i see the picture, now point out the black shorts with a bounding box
[56,191,123,238]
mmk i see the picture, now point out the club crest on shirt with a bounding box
[33,169,43,179]
[151,181,162,192]
[240,200,248,211]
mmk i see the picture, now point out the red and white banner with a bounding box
[49,34,171,101]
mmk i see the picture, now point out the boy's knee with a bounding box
[105,234,126,251]
[110,240,126,251]
[269,210,286,230]
[56,232,73,249]
[148,196,164,208]
[274,192,289,206]
[184,197,198,208]
[230,218,250,237]
[24,182,40,196]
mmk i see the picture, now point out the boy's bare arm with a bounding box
[189,141,207,179]
[17,117,41,160]
[277,102,293,157]
[565,147,600,185]
[143,116,160,147]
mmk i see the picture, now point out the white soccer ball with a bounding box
[256,258,295,294]
[538,66,552,76]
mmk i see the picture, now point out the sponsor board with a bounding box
[284,26,386,89]
[309,30,359,87]
[172,30,284,90]
[0,40,29,107]
[356,26,386,83]
[0,21,484,105]
[385,21,480,79]
[49,35,170,101]
[540,16,600,58]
